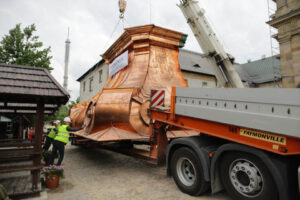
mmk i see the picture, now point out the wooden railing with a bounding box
[0,139,42,195]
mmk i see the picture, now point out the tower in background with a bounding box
[63,28,71,90]
[268,0,300,88]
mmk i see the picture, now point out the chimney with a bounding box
[63,28,71,91]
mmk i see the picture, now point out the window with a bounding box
[83,81,86,92]
[99,70,103,83]
[202,82,207,87]
[89,77,93,92]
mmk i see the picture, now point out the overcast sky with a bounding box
[0,0,277,100]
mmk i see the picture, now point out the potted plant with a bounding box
[41,165,64,189]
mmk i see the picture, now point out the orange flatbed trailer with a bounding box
[149,87,300,200]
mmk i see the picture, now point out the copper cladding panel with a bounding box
[93,89,133,126]
[138,46,187,106]
[74,127,148,142]
[129,101,149,136]
[105,51,149,89]
[71,25,188,142]
[69,107,86,128]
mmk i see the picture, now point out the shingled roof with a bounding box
[0,63,69,106]
[236,56,281,84]
[178,49,215,76]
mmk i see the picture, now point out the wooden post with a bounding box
[18,117,23,139]
[32,101,44,191]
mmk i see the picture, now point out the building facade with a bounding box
[77,60,108,102]
[179,49,217,88]
[268,0,300,87]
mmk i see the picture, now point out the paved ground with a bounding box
[47,144,231,200]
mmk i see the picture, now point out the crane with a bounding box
[118,0,127,19]
[178,0,244,88]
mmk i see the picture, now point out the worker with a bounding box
[48,117,84,166]
[43,120,59,151]
[28,127,34,143]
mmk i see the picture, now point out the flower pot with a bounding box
[45,174,60,189]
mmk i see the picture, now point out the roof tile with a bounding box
[0,64,70,101]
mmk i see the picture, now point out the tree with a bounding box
[67,97,80,110]
[45,105,69,124]
[44,97,80,124]
[0,24,53,71]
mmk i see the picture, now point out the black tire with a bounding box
[220,152,278,200]
[170,147,209,196]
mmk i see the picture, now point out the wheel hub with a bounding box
[229,160,263,197]
[176,157,196,186]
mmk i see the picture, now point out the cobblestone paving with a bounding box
[47,144,231,200]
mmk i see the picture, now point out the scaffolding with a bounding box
[267,0,281,87]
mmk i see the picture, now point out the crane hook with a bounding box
[119,0,127,19]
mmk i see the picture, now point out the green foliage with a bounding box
[45,105,69,123]
[45,97,80,123]
[0,24,53,71]
[67,97,80,110]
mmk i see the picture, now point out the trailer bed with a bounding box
[175,88,300,138]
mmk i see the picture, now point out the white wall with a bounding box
[79,62,108,102]
[184,77,216,88]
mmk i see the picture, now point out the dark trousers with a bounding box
[49,140,65,166]
[43,137,54,151]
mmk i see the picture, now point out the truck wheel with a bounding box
[170,147,209,196]
[220,152,278,200]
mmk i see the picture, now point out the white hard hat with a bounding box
[55,120,61,125]
[64,117,71,123]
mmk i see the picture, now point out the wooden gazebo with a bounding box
[0,63,69,198]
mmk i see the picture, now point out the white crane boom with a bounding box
[178,0,244,88]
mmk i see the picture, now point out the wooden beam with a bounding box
[0,142,33,148]
[0,156,35,163]
[0,165,41,173]
[0,110,54,115]
[0,94,68,105]
[0,138,24,142]
[32,100,44,191]
[0,150,40,159]
[0,106,56,111]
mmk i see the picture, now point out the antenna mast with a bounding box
[63,27,71,91]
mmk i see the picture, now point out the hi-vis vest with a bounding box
[55,125,69,144]
[48,127,56,139]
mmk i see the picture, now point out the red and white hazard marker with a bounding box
[151,90,165,107]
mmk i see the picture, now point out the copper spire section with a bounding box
[70,24,188,142]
